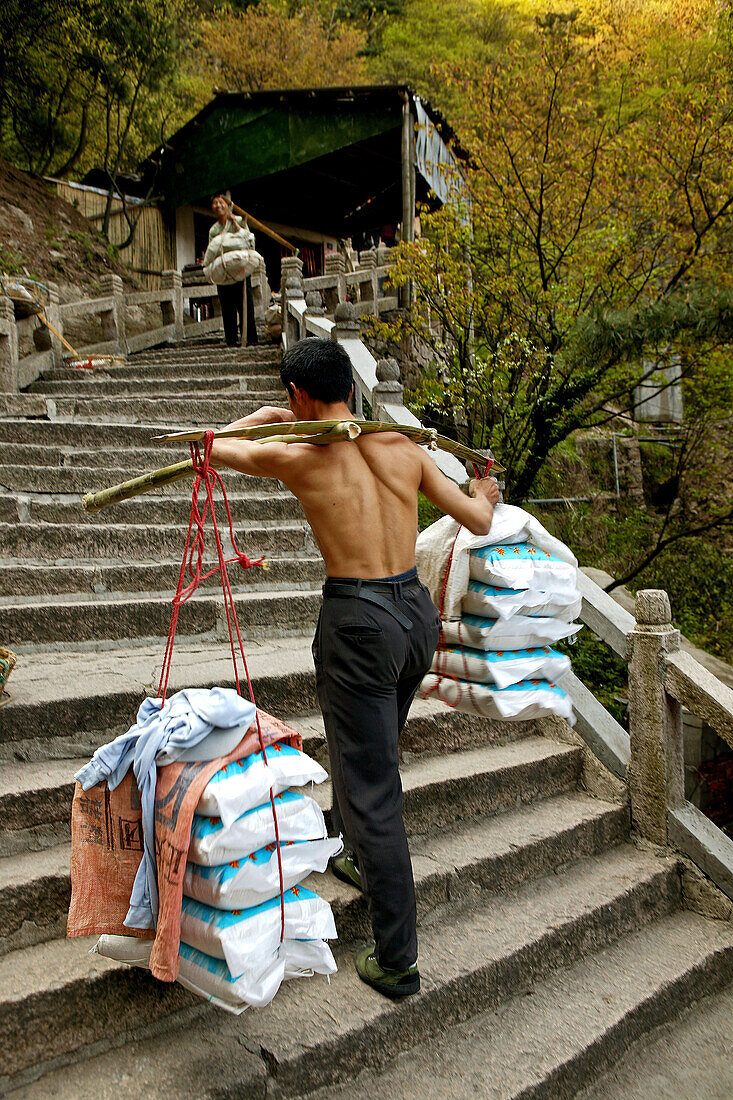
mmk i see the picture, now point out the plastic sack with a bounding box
[468,545,577,594]
[188,790,327,866]
[462,580,582,623]
[416,505,578,621]
[179,887,336,978]
[420,675,575,724]
[196,744,327,828]
[432,645,571,689]
[441,613,580,651]
[177,938,337,1014]
[184,836,343,910]
[205,249,261,286]
[93,933,152,967]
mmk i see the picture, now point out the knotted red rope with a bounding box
[157,430,288,942]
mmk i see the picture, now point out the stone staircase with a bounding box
[1,337,732,1098]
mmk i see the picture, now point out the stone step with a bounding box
[0,519,315,562]
[0,844,681,1094]
[0,420,196,448]
[0,463,280,495]
[44,360,281,382]
[0,729,581,861]
[0,636,527,766]
[0,736,600,949]
[0,490,304,527]
[318,910,733,1100]
[0,555,324,598]
[41,396,290,425]
[3,586,323,648]
[29,378,284,398]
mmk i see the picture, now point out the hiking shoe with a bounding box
[355,944,420,999]
[331,853,363,892]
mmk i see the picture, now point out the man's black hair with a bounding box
[280,338,354,404]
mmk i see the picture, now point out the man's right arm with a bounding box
[418,450,500,535]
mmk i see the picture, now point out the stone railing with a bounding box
[279,254,467,485]
[2,263,270,393]
[566,576,733,903]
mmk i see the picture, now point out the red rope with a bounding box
[157,430,287,943]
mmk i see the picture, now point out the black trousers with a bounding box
[312,571,440,970]
[217,278,258,347]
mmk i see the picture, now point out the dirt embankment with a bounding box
[0,159,137,304]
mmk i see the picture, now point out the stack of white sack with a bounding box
[416,504,581,724]
[95,742,343,1014]
[179,743,342,1013]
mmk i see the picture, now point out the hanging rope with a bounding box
[157,431,288,943]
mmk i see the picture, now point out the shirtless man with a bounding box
[212,338,500,998]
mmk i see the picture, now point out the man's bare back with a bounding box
[212,411,499,578]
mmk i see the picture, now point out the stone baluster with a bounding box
[280,255,304,346]
[324,252,346,314]
[305,290,325,317]
[373,358,403,421]
[99,273,126,354]
[331,300,359,342]
[160,270,183,344]
[358,248,378,305]
[376,243,391,300]
[0,296,19,392]
[628,589,684,845]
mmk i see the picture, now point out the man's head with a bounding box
[211,194,230,220]
[280,338,354,416]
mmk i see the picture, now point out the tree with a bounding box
[202,2,367,91]
[378,2,733,505]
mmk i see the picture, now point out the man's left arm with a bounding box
[211,405,298,480]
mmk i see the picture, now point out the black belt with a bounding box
[322,577,421,630]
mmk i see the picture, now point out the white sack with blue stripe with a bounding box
[196,744,327,828]
[420,675,574,724]
[432,645,570,689]
[462,580,582,622]
[188,790,327,866]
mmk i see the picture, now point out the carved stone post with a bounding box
[628,589,684,845]
[324,252,346,314]
[100,274,126,353]
[358,248,378,306]
[280,255,304,346]
[160,270,184,344]
[373,358,403,421]
[332,302,361,415]
[376,243,391,299]
[305,290,325,317]
[0,296,19,392]
[46,282,63,365]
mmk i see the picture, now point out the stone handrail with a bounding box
[569,576,733,904]
[279,253,467,485]
[2,263,270,392]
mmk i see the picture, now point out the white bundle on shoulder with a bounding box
[416,504,577,621]
[441,613,580,651]
[183,836,343,910]
[432,645,570,689]
[420,675,575,724]
[463,581,581,622]
[188,790,327,866]
[196,744,327,828]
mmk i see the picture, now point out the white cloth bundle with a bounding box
[188,790,327,866]
[468,544,578,594]
[463,580,582,622]
[196,744,327,828]
[441,613,580,651]
[416,505,577,621]
[432,645,570,689]
[183,836,343,910]
[180,888,336,978]
[205,249,261,285]
[420,675,575,724]
[177,938,337,1014]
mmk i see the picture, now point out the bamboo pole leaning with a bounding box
[81,420,501,514]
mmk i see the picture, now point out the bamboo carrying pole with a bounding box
[81,420,500,514]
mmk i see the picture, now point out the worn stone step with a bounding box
[0,729,580,863]
[0,490,304,527]
[0,463,281,495]
[0,420,188,448]
[1,845,681,1095]
[0,519,315,562]
[0,779,625,967]
[29,378,284,398]
[45,395,289,425]
[43,359,281,382]
[3,587,322,648]
[318,910,733,1100]
[0,555,324,598]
